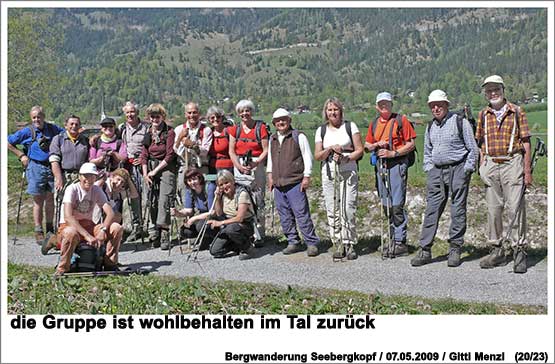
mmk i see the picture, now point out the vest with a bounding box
[270,130,304,187]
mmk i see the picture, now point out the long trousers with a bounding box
[419,161,470,248]
[274,182,319,246]
[321,166,358,246]
[147,167,176,231]
[479,153,527,247]
[209,222,254,257]
[375,158,409,243]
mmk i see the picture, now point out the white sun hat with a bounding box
[79,162,99,175]
[481,75,505,88]
[427,89,450,104]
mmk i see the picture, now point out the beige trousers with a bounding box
[321,166,358,246]
[479,153,527,247]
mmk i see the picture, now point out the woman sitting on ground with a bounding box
[171,168,216,250]
[206,170,256,260]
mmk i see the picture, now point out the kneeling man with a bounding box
[54,163,123,276]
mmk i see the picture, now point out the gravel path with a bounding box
[8,237,548,307]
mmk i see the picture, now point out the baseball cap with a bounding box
[481,75,504,88]
[272,108,291,121]
[376,92,393,103]
[79,162,99,175]
[427,89,450,104]
[100,117,116,126]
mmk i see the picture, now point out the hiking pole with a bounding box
[12,171,26,245]
[332,155,344,262]
[377,159,385,259]
[502,138,547,248]
[135,164,146,250]
[383,159,394,258]
[143,183,152,248]
[54,178,72,234]
[168,196,177,257]
[187,193,219,262]
[270,189,275,236]
[60,268,150,278]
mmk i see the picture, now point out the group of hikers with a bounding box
[8,75,537,276]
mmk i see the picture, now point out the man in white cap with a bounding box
[476,75,532,273]
[364,92,416,258]
[54,162,123,276]
[411,90,479,267]
[266,108,320,256]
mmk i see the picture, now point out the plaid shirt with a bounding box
[476,101,530,157]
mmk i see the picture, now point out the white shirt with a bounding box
[174,121,213,165]
[315,121,360,172]
[266,130,313,177]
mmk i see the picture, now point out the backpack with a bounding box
[143,123,171,148]
[427,113,466,144]
[69,244,105,272]
[319,120,362,162]
[95,136,123,152]
[370,113,417,167]
[234,120,270,147]
[459,105,477,139]
[234,183,258,223]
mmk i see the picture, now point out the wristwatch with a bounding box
[394,151,400,158]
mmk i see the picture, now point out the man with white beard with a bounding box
[476,75,533,273]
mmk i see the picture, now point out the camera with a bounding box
[38,136,51,152]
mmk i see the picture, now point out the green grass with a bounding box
[7,263,546,315]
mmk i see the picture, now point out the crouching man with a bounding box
[54,163,123,277]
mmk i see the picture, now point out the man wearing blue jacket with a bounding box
[8,106,64,244]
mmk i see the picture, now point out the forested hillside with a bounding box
[7,7,547,128]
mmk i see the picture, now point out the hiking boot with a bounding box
[239,246,256,261]
[41,232,57,255]
[126,225,147,242]
[410,247,432,267]
[390,242,409,258]
[381,242,390,259]
[447,244,461,267]
[35,231,45,246]
[479,246,506,269]
[149,230,161,248]
[346,245,358,260]
[307,245,319,257]
[282,244,305,255]
[513,246,527,274]
[332,244,345,260]
[160,230,170,250]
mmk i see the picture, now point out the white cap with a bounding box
[272,108,291,120]
[427,89,450,104]
[79,163,99,175]
[376,92,393,103]
[481,75,504,88]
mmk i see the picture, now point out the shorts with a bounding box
[26,159,54,195]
